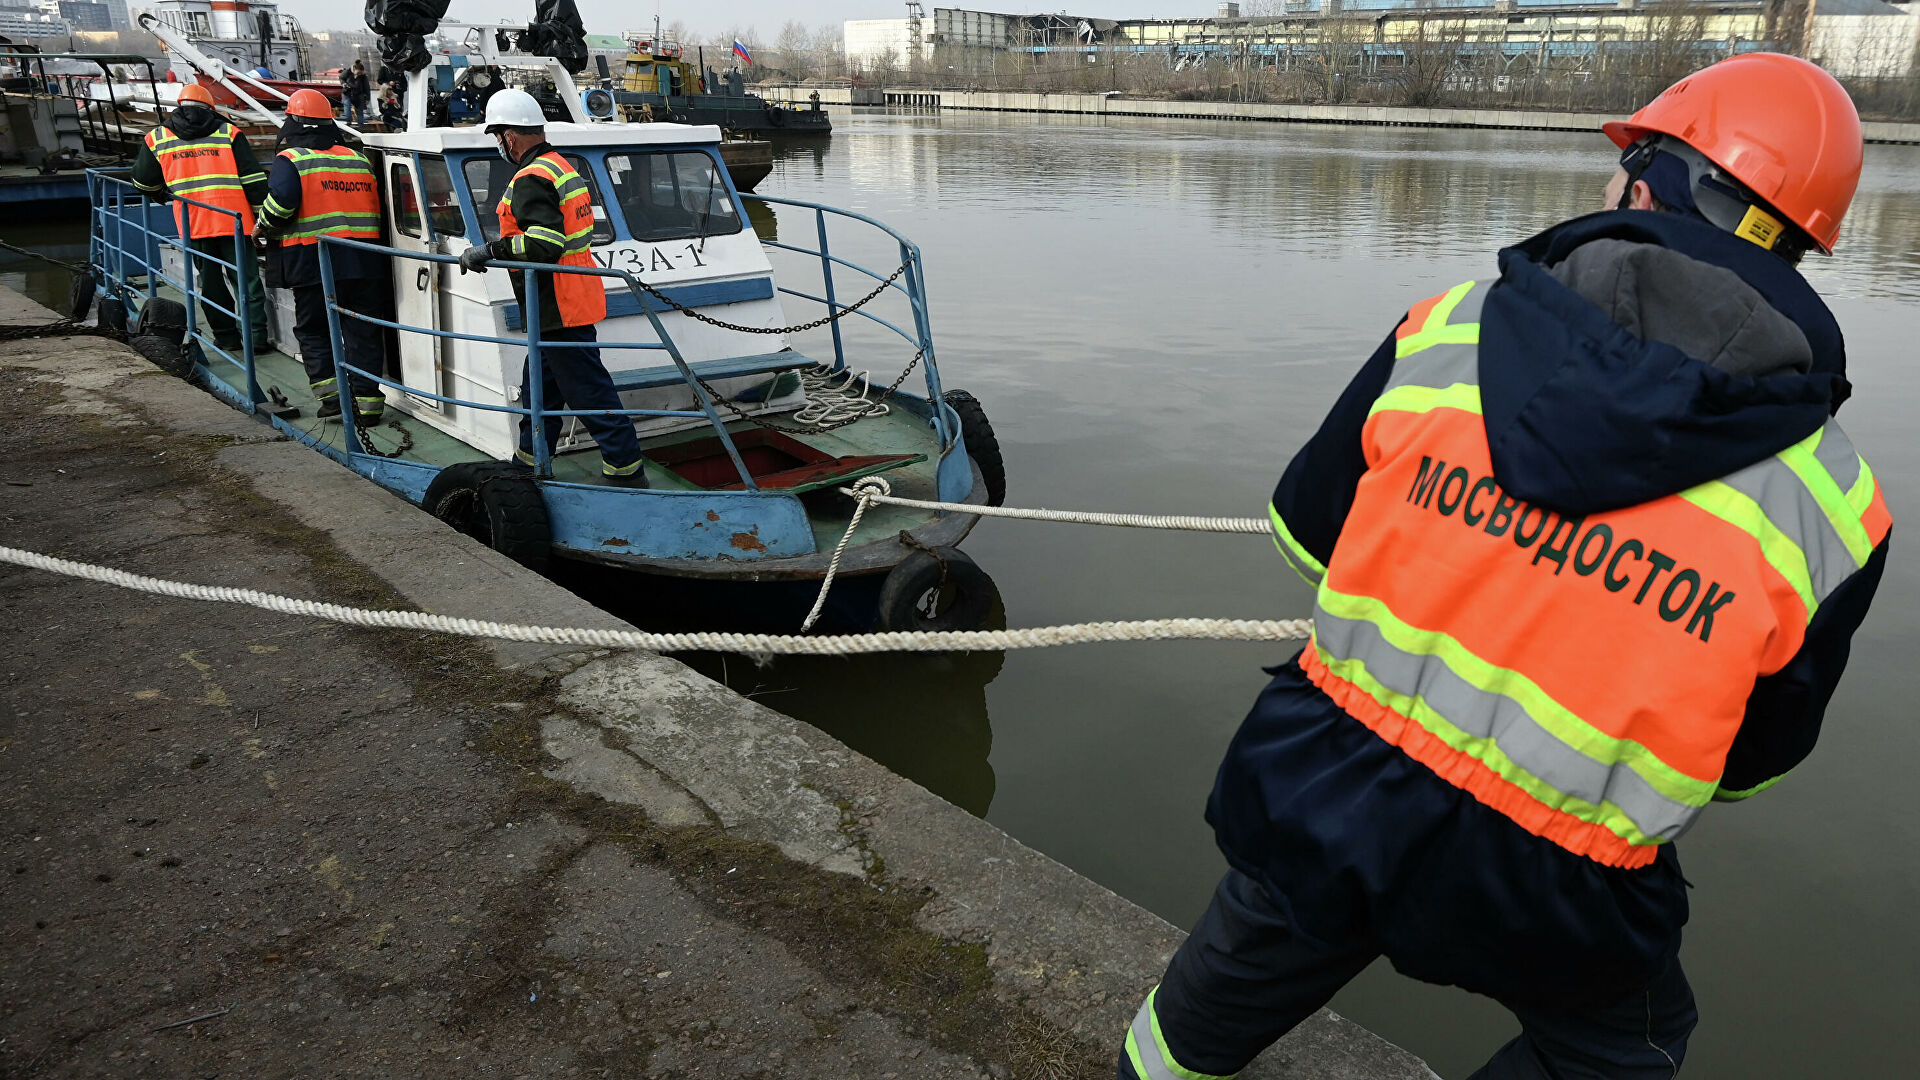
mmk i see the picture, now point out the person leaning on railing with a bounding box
[458,88,647,488]
[252,89,390,425]
[130,82,272,352]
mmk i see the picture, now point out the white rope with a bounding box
[799,475,879,633]
[838,486,1274,534]
[0,544,1312,654]
[792,363,892,426]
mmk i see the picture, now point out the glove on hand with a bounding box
[458,245,493,274]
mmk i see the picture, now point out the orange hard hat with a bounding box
[1603,53,1862,254]
[285,88,333,119]
[176,82,214,106]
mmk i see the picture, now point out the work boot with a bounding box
[316,397,342,420]
[604,460,648,489]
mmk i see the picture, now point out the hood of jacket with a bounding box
[1478,210,1850,516]
[164,102,225,140]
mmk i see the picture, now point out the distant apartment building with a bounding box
[847,4,1920,80]
[0,0,69,39]
[57,0,110,31]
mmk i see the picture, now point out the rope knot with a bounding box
[850,476,893,500]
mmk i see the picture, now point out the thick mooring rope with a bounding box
[0,545,1312,654]
[842,484,1274,534]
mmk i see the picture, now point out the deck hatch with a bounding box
[648,429,922,493]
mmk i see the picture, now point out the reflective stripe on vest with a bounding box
[1124,987,1235,1080]
[1290,279,1891,868]
[496,151,605,328]
[264,146,381,247]
[146,123,255,240]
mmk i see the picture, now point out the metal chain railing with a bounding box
[627,258,911,336]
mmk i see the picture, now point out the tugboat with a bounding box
[84,22,1002,631]
[613,35,830,137]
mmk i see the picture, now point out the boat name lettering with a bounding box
[591,243,710,274]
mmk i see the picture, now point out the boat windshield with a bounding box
[461,154,616,246]
[605,151,742,244]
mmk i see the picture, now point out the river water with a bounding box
[686,112,1920,1078]
[5,112,1912,1077]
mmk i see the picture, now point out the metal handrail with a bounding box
[318,236,761,487]
[740,193,946,445]
[86,171,949,492]
[89,170,263,405]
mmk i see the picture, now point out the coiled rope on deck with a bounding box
[0,545,1312,654]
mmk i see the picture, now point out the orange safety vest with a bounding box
[264,145,382,247]
[1277,280,1892,869]
[496,151,605,328]
[144,122,256,240]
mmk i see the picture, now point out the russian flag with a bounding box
[732,39,753,65]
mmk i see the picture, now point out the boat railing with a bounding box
[741,193,952,449]
[1,49,165,158]
[89,168,956,494]
[89,169,267,403]
[313,236,781,490]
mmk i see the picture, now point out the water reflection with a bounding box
[552,560,1007,818]
[829,110,1920,303]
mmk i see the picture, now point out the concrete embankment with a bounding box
[0,284,1429,1078]
[758,85,1920,145]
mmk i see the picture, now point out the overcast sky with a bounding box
[275,3,1215,42]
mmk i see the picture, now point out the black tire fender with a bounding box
[767,106,787,127]
[66,272,96,323]
[131,297,188,345]
[941,388,1006,507]
[876,547,997,633]
[128,332,192,379]
[421,462,552,573]
[96,296,127,336]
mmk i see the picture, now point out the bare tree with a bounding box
[775,20,813,82]
[1391,7,1474,106]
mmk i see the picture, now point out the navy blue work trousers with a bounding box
[1121,869,1696,1080]
[291,278,386,404]
[517,324,643,470]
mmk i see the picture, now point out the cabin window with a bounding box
[390,163,422,238]
[417,156,467,239]
[460,154,616,246]
[604,152,741,244]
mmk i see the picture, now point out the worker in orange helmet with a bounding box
[1118,54,1888,1080]
[130,80,271,351]
[254,88,390,423]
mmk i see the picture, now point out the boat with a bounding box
[612,35,831,137]
[82,23,1003,630]
[718,135,773,191]
[141,1,343,111]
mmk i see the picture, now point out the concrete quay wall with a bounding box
[0,284,1431,1079]
[753,85,1920,145]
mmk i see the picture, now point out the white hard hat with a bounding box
[483,88,545,132]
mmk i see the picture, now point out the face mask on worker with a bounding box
[495,133,515,164]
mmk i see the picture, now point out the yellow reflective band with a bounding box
[1425,279,1477,328]
[1715,772,1790,801]
[1317,587,1719,812]
[1367,382,1482,419]
[1778,440,1873,567]
[1395,321,1480,359]
[1269,504,1326,588]
[1846,458,1877,518]
[1677,481,1818,622]
[1144,988,1237,1080]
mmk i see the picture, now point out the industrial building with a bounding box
[844,3,1920,80]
